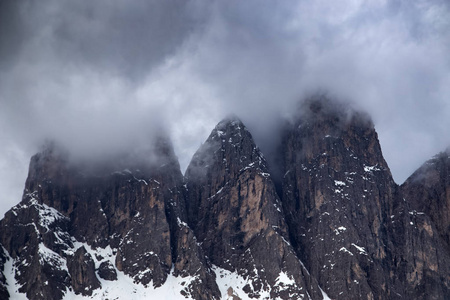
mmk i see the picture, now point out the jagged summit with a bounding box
[0,135,220,300]
[215,114,244,127]
[402,150,450,247]
[32,134,182,179]
[186,116,268,182]
[279,96,449,299]
[281,97,400,299]
[289,97,376,155]
[185,118,322,299]
[0,98,449,300]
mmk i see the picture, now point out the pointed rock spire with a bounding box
[186,117,322,299]
[402,151,450,247]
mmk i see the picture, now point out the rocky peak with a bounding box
[186,117,322,299]
[402,150,450,247]
[185,116,270,230]
[0,135,220,300]
[290,96,388,171]
[186,116,267,181]
[281,97,401,299]
[1,99,449,299]
[280,97,450,300]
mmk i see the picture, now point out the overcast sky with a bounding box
[1,0,450,217]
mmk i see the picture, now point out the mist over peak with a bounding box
[1,0,450,216]
[294,94,374,129]
[32,127,179,179]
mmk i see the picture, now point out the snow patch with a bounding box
[339,247,354,256]
[36,202,69,232]
[334,180,346,186]
[3,247,28,299]
[364,165,381,172]
[61,242,200,300]
[275,271,296,286]
[213,266,271,300]
[334,226,346,235]
[319,286,332,300]
[351,243,367,255]
[38,243,68,272]
[176,217,189,228]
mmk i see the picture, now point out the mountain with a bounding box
[401,150,450,248]
[0,138,219,300]
[279,97,450,299]
[280,98,399,299]
[0,97,449,299]
[185,117,322,299]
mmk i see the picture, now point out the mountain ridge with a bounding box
[0,97,449,299]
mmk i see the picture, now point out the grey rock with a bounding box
[97,261,117,281]
[67,246,101,295]
[186,117,322,299]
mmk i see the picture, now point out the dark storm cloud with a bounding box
[0,0,203,78]
[1,0,450,217]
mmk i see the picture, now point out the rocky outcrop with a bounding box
[388,198,450,300]
[67,246,100,295]
[0,194,72,300]
[402,151,450,247]
[0,137,220,299]
[399,150,450,299]
[280,97,399,299]
[279,96,450,299]
[0,247,10,300]
[185,117,322,299]
[97,261,117,281]
[0,97,449,299]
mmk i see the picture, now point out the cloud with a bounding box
[1,0,450,217]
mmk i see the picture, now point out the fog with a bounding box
[1,0,450,217]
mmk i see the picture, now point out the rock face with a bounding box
[279,97,450,299]
[67,246,100,295]
[400,151,450,299]
[280,98,399,299]
[0,97,449,299]
[0,137,220,300]
[185,118,321,299]
[402,151,450,247]
[97,261,117,281]
[0,192,72,300]
[0,247,10,300]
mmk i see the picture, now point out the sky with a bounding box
[1,0,450,217]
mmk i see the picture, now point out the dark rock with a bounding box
[399,151,450,299]
[280,97,399,299]
[186,117,322,299]
[0,192,72,300]
[67,246,101,295]
[0,246,10,300]
[0,135,220,299]
[171,222,221,300]
[0,98,449,299]
[97,261,117,281]
[402,151,450,247]
[279,96,450,299]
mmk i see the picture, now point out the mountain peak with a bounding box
[211,116,247,141]
[185,117,322,299]
[186,117,268,184]
[296,95,373,130]
[217,114,243,126]
[1,100,449,300]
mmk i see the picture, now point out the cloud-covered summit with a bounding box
[1,0,450,217]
